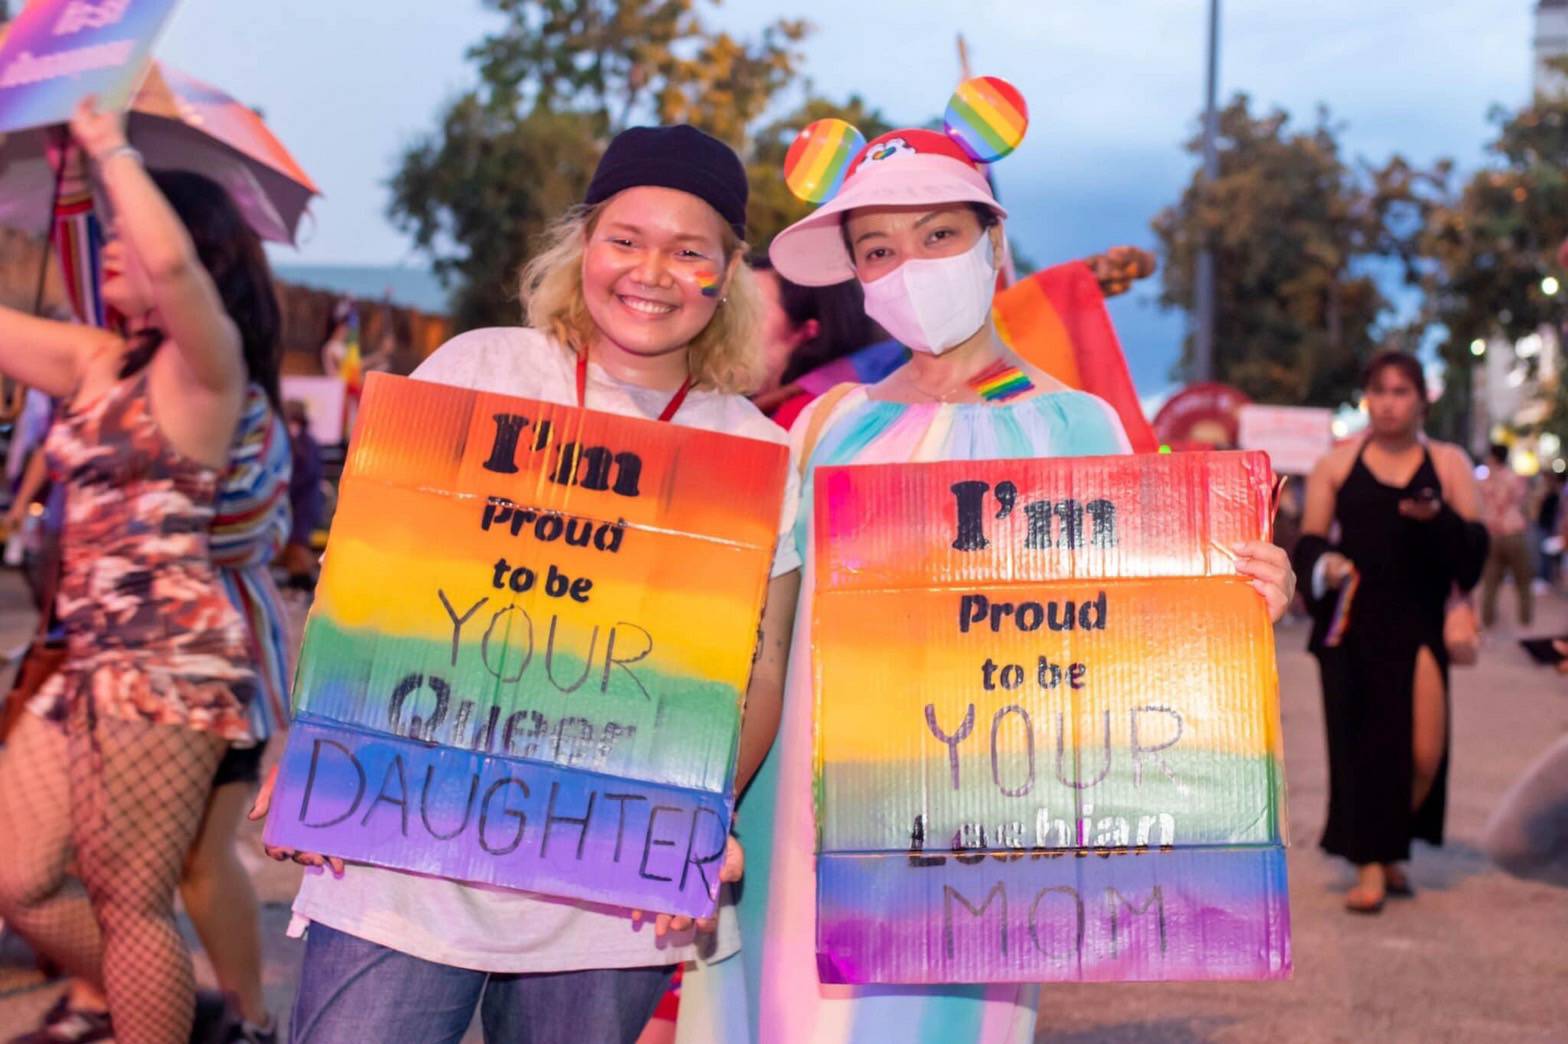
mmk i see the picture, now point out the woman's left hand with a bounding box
[632,835,743,939]
[1233,540,1296,623]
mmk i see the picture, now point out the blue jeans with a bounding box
[290,923,675,1044]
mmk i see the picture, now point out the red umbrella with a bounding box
[0,60,320,244]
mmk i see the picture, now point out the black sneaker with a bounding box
[7,994,114,1044]
[189,991,230,1044]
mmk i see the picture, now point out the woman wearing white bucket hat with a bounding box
[675,78,1296,1044]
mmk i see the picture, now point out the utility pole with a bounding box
[1193,0,1221,383]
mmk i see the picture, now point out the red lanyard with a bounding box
[575,349,694,423]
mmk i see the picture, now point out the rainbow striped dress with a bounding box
[679,384,1131,1044]
[211,385,294,743]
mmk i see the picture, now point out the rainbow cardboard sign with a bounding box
[263,374,788,917]
[812,451,1290,983]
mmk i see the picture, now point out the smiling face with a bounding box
[581,186,734,362]
[843,203,1002,283]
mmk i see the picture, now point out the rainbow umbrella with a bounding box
[0,60,319,244]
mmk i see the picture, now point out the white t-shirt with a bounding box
[289,327,801,972]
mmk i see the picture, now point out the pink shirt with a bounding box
[1480,467,1529,537]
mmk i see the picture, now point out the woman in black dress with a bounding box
[1295,352,1488,912]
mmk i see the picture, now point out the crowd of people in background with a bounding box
[0,93,1560,1044]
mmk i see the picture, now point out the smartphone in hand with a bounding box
[1519,637,1568,666]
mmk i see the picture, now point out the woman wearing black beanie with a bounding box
[258,125,801,1043]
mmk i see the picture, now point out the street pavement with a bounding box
[0,569,1564,1042]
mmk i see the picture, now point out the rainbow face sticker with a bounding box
[866,137,914,163]
[695,271,721,298]
[784,118,868,203]
[944,76,1030,163]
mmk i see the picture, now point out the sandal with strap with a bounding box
[1385,867,1415,898]
[7,994,114,1044]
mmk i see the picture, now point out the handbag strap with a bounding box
[797,383,858,480]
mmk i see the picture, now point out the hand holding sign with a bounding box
[68,94,128,162]
[248,763,345,877]
[1230,539,1295,620]
[632,835,745,938]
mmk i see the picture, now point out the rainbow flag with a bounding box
[781,261,1159,448]
[50,183,106,327]
[340,310,364,389]
[812,451,1290,983]
[995,261,1158,452]
[264,374,788,916]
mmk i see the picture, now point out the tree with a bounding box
[391,0,889,329]
[1153,95,1440,407]
[746,94,893,250]
[1418,68,1568,442]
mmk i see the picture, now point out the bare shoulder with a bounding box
[1428,439,1475,484]
[1310,439,1360,489]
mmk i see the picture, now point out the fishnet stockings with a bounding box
[0,712,99,984]
[0,705,223,1044]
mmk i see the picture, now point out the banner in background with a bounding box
[1238,404,1335,476]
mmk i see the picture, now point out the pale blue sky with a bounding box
[150,1,1538,390]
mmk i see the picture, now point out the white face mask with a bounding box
[859,231,997,355]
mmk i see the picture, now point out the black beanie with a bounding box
[585,125,749,240]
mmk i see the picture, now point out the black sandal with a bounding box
[1385,868,1415,898]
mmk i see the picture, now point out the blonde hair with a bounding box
[520,202,766,394]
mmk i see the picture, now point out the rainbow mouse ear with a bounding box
[943,76,1029,163]
[783,118,868,203]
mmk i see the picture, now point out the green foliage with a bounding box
[745,94,892,248]
[1153,95,1441,408]
[390,103,600,328]
[1418,66,1568,443]
[389,0,887,330]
